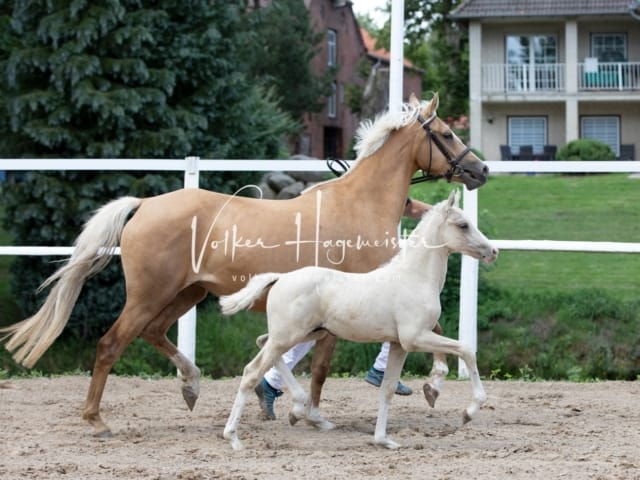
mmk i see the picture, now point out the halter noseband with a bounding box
[411,112,471,185]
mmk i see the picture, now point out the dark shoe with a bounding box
[255,378,283,420]
[364,367,413,396]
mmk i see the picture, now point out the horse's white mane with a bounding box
[302,98,432,194]
[354,100,426,160]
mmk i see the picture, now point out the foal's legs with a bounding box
[423,321,449,408]
[372,342,408,449]
[139,285,208,410]
[224,340,289,450]
[410,331,486,424]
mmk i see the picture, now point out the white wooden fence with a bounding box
[1,158,639,377]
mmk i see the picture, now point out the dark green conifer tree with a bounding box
[0,0,294,344]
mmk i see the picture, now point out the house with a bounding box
[251,0,422,160]
[451,0,640,160]
[301,0,423,159]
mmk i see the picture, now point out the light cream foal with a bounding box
[219,190,498,450]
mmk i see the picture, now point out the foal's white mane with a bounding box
[387,198,451,267]
[303,98,432,193]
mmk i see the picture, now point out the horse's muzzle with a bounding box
[458,159,489,190]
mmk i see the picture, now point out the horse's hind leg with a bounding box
[423,321,449,408]
[307,332,338,430]
[139,285,208,411]
[82,301,163,436]
[224,341,287,450]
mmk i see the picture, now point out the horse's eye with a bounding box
[458,222,469,230]
[443,131,453,140]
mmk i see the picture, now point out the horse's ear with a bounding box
[447,189,460,208]
[409,93,420,106]
[425,92,439,115]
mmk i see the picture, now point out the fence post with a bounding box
[177,156,200,364]
[458,188,479,379]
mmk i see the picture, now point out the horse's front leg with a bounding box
[423,322,449,408]
[306,333,338,430]
[412,331,487,424]
[371,342,408,449]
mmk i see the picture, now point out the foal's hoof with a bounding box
[288,411,301,426]
[93,429,113,439]
[423,383,439,408]
[462,410,472,425]
[182,386,198,411]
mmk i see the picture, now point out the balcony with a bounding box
[482,62,640,95]
[578,61,640,90]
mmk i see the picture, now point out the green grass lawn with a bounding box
[409,173,640,301]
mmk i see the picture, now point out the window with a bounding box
[327,82,337,118]
[327,29,337,67]
[508,117,547,154]
[591,33,626,62]
[506,35,558,91]
[581,116,620,156]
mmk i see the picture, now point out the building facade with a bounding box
[253,0,422,160]
[452,0,640,160]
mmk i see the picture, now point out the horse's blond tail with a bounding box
[219,273,281,315]
[0,196,143,368]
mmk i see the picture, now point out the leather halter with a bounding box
[411,112,471,185]
[326,112,471,184]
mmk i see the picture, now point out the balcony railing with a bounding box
[578,62,640,90]
[482,62,640,94]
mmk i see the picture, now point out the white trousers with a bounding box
[264,341,391,391]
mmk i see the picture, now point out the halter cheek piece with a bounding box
[411,112,471,185]
[326,112,471,184]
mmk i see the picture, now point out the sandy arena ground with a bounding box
[0,375,638,479]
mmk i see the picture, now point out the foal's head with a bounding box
[411,94,489,190]
[429,191,498,264]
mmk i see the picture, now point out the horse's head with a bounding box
[411,94,488,190]
[435,190,498,264]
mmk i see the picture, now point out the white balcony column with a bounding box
[565,19,578,94]
[469,21,483,151]
[565,98,579,143]
[564,19,579,143]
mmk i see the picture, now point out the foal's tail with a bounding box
[219,273,282,315]
[0,196,143,368]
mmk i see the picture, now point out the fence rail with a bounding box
[1,158,639,377]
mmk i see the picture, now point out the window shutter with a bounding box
[508,117,547,153]
[581,117,619,156]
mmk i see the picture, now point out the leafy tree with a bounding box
[243,0,335,125]
[0,0,295,342]
[371,0,468,117]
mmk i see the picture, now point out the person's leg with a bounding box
[255,340,316,419]
[365,342,413,395]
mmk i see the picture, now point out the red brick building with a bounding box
[252,0,423,159]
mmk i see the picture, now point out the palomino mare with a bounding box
[219,190,498,450]
[1,94,488,436]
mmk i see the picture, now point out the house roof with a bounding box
[360,28,422,72]
[451,0,637,19]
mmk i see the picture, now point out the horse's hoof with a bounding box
[305,417,336,431]
[288,411,301,426]
[370,437,401,450]
[423,383,439,408]
[93,429,113,438]
[182,386,198,411]
[462,410,472,425]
